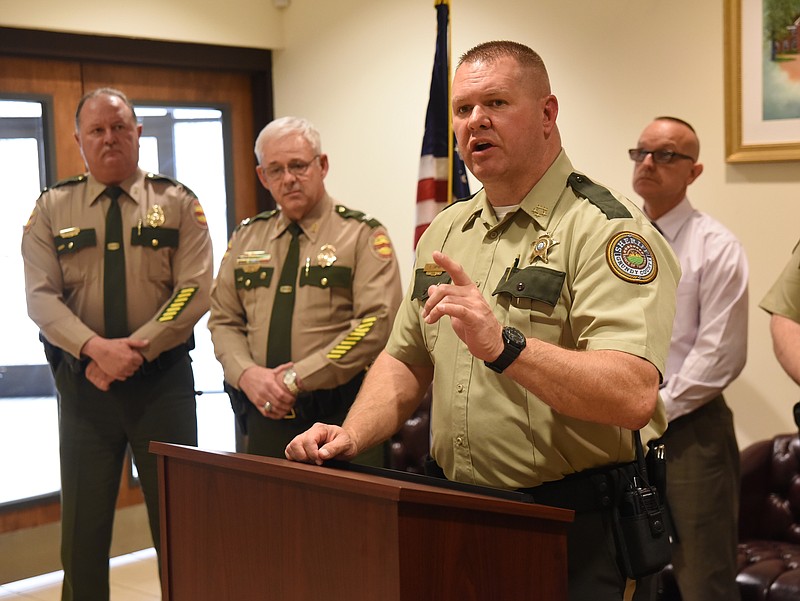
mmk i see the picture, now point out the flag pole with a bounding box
[442,0,455,206]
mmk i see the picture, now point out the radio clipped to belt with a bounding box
[610,430,673,579]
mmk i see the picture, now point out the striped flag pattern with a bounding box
[414,0,470,248]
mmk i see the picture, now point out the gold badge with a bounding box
[146,205,166,228]
[317,244,337,267]
[423,262,444,276]
[59,227,81,239]
[528,233,559,264]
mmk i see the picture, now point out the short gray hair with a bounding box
[75,87,137,131]
[254,116,322,165]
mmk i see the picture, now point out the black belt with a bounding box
[290,370,365,421]
[137,345,190,376]
[520,462,637,513]
[424,457,636,513]
[39,335,188,377]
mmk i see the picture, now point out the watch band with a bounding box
[484,326,526,373]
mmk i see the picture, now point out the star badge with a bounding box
[528,233,559,264]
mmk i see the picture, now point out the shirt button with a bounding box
[489,231,498,239]
[456,383,464,393]
[455,436,464,446]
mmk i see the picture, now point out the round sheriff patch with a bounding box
[606,231,658,284]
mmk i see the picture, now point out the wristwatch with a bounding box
[484,326,526,373]
[283,368,300,395]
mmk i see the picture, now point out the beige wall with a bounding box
[4,0,799,448]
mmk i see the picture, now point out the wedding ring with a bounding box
[264,401,272,413]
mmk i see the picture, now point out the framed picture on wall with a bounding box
[725,0,800,162]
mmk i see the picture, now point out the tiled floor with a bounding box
[0,548,160,600]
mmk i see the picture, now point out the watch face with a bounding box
[503,326,526,348]
[283,369,296,385]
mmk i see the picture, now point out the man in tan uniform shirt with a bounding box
[286,43,680,600]
[761,241,800,384]
[21,88,213,601]
[208,116,402,462]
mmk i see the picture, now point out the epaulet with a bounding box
[335,204,383,229]
[43,174,87,193]
[145,172,198,198]
[441,191,477,213]
[567,172,631,220]
[234,209,278,232]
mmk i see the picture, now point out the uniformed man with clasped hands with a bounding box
[21,88,213,601]
[208,116,402,464]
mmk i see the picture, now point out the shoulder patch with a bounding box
[335,205,382,228]
[23,206,38,234]
[44,174,87,192]
[146,172,198,198]
[370,229,394,260]
[191,198,208,229]
[606,231,658,284]
[568,173,632,220]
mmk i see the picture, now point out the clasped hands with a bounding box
[285,250,504,465]
[81,336,149,391]
[238,363,298,420]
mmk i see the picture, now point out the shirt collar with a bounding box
[652,197,693,242]
[459,149,574,233]
[273,193,332,243]
[87,169,145,206]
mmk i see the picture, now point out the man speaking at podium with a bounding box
[286,41,679,601]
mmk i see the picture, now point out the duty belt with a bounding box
[519,462,638,513]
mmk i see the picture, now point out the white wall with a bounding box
[0,0,284,48]
[273,0,800,450]
[3,0,799,448]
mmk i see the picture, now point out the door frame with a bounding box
[1,25,275,219]
[0,26,275,536]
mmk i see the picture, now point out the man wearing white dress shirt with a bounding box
[630,116,747,601]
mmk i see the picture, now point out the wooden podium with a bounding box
[152,442,573,601]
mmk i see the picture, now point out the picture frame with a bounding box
[725,0,800,162]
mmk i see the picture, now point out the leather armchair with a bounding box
[388,386,432,474]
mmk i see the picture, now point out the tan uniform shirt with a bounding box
[22,168,213,361]
[208,193,402,391]
[386,151,680,490]
[760,239,800,321]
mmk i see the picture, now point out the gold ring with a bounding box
[264,401,272,413]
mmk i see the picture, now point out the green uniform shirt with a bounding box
[386,151,680,489]
[760,239,800,321]
[208,193,402,391]
[21,168,213,361]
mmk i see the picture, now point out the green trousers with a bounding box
[55,355,197,601]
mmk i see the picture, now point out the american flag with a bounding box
[414,0,470,248]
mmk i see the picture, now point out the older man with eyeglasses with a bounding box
[208,116,402,463]
[631,116,747,601]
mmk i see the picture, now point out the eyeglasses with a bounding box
[628,148,695,164]
[261,155,320,181]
